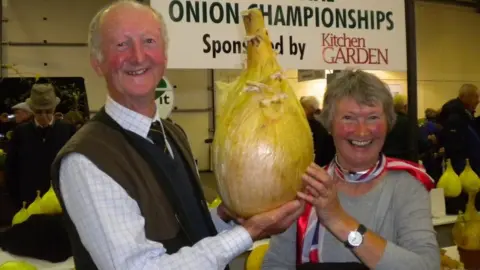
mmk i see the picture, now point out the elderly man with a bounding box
[0,102,33,137]
[11,102,33,124]
[51,2,303,270]
[438,84,480,173]
[382,94,411,160]
[300,96,335,166]
[437,83,480,214]
[5,84,75,208]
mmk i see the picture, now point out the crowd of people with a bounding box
[0,84,77,225]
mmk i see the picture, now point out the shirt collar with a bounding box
[105,96,160,139]
[34,118,54,127]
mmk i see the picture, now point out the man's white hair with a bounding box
[458,83,478,97]
[300,96,320,111]
[88,0,169,61]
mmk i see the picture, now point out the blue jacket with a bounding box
[437,98,480,214]
[438,98,480,174]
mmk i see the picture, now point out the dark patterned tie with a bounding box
[148,121,168,154]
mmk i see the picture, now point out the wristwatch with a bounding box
[344,224,367,249]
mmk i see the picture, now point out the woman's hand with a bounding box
[297,163,345,227]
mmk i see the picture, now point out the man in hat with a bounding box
[11,102,33,124]
[5,83,76,209]
[0,102,33,137]
[0,102,33,125]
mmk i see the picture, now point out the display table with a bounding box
[433,215,457,226]
[0,218,463,269]
[248,239,270,251]
[443,245,459,261]
[0,252,74,270]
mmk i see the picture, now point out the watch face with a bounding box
[348,231,363,247]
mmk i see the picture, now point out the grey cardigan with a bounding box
[262,171,441,270]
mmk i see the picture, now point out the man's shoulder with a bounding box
[54,120,131,175]
[13,121,34,132]
[395,113,410,125]
[441,99,465,117]
[162,118,189,141]
[55,120,75,128]
[60,121,120,155]
[442,98,461,110]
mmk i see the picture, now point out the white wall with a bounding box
[3,0,110,109]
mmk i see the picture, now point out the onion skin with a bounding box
[213,8,314,218]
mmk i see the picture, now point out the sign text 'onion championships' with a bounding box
[151,0,407,71]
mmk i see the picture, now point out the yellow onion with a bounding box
[213,8,314,218]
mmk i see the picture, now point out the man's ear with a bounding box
[90,56,104,76]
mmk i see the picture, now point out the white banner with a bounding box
[151,0,407,71]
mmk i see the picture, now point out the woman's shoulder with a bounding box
[384,170,429,190]
[384,170,430,202]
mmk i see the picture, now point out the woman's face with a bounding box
[331,97,388,171]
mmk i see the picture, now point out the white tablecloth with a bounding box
[433,215,457,226]
[0,252,74,270]
[443,245,459,261]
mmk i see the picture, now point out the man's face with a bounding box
[33,108,54,127]
[14,109,31,124]
[467,91,480,112]
[92,6,167,100]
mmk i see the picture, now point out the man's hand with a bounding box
[217,203,237,223]
[240,200,304,241]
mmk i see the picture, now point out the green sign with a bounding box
[155,78,174,119]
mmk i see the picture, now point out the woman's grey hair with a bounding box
[88,0,169,61]
[319,70,396,132]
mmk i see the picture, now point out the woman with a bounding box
[262,70,440,270]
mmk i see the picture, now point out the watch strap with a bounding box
[357,224,367,235]
[344,224,367,249]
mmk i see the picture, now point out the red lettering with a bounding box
[322,47,389,65]
[322,47,335,64]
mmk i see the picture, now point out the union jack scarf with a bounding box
[296,155,435,264]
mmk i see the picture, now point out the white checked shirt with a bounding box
[59,96,253,270]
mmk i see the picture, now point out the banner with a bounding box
[151,0,407,71]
